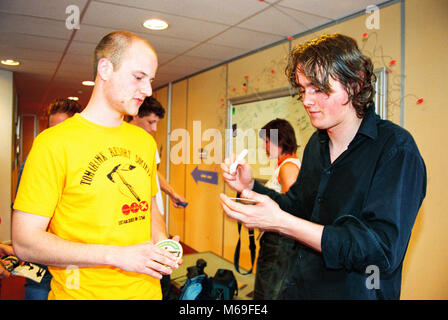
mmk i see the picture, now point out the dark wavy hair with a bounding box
[259,118,298,155]
[285,33,376,118]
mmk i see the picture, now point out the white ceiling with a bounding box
[0,0,389,114]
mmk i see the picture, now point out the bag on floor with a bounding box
[210,269,238,300]
[179,274,212,300]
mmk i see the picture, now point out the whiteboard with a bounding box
[228,88,314,180]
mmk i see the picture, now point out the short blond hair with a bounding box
[93,30,154,80]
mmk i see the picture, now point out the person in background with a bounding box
[254,118,300,300]
[19,98,83,300]
[127,96,188,212]
[260,119,300,194]
[220,33,426,299]
[12,30,180,300]
[47,98,84,128]
[127,96,187,300]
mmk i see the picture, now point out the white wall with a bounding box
[0,69,13,243]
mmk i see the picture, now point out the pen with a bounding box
[229,149,248,175]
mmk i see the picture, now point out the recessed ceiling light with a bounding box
[1,59,20,66]
[143,18,169,30]
[68,96,79,101]
[82,80,95,86]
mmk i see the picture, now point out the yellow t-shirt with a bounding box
[14,114,161,300]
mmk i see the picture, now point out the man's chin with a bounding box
[126,104,141,116]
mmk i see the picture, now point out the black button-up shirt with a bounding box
[253,106,427,299]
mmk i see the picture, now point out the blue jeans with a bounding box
[24,265,52,300]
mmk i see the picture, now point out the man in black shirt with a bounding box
[220,33,426,299]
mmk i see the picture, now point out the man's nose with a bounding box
[302,91,315,107]
[141,81,152,97]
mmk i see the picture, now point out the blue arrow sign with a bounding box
[191,166,218,185]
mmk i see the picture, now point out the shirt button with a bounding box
[318,197,324,203]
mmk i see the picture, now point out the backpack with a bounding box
[210,269,238,300]
[179,269,238,300]
[179,274,212,300]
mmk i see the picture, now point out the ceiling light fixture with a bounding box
[1,59,20,66]
[68,96,79,101]
[143,18,169,30]
[82,80,95,86]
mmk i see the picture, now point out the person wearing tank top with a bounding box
[254,119,300,300]
[265,155,301,193]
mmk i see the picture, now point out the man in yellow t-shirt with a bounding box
[12,30,180,300]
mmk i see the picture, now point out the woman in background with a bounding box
[254,118,300,299]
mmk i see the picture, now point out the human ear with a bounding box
[96,58,113,81]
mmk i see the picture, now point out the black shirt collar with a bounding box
[317,104,378,144]
[357,104,378,140]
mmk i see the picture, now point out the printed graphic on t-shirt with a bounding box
[80,147,152,186]
[107,163,142,201]
[77,146,154,227]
